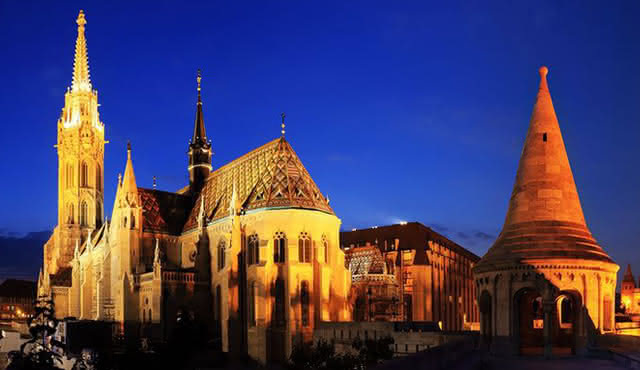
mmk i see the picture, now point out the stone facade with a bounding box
[40,11,352,365]
[341,222,480,330]
[473,67,619,357]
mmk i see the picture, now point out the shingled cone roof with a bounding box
[476,67,614,271]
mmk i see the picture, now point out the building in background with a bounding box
[621,264,640,315]
[473,67,619,357]
[341,222,480,330]
[0,279,36,321]
[40,11,352,365]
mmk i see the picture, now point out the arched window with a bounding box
[66,163,74,188]
[80,161,88,187]
[247,234,260,265]
[131,214,136,229]
[301,281,310,327]
[218,240,226,270]
[322,235,329,264]
[96,165,102,191]
[248,281,256,327]
[273,232,286,263]
[143,309,146,322]
[67,203,74,224]
[275,278,285,326]
[148,309,152,323]
[298,232,311,263]
[80,201,88,226]
[96,202,102,226]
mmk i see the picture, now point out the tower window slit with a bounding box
[543,133,547,142]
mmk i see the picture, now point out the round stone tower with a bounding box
[473,67,618,357]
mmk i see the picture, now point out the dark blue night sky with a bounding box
[1,1,639,283]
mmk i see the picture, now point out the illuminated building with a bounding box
[0,279,36,320]
[40,11,352,364]
[621,264,640,314]
[341,222,480,330]
[473,67,619,357]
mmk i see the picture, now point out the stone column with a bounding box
[543,301,554,358]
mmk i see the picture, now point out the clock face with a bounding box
[189,250,197,262]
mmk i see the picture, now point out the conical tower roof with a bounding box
[476,67,614,272]
[624,264,635,283]
[122,141,137,193]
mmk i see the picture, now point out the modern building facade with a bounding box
[40,11,352,364]
[473,67,619,357]
[341,222,480,330]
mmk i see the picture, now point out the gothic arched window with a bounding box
[96,165,102,191]
[218,240,226,270]
[66,163,74,188]
[80,161,88,188]
[96,202,102,226]
[298,232,311,263]
[80,201,88,226]
[273,232,286,263]
[247,234,260,265]
[67,203,74,224]
[322,234,329,264]
[131,214,136,229]
[301,281,310,327]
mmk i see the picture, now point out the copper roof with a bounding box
[183,137,333,231]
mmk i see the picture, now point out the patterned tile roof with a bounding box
[139,188,193,235]
[345,245,387,275]
[183,137,333,231]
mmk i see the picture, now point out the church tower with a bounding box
[54,10,106,269]
[187,70,212,194]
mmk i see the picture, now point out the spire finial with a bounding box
[71,10,91,92]
[538,66,549,92]
[153,175,157,189]
[281,112,286,136]
[197,69,202,92]
[127,140,131,159]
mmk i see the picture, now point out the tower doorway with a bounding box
[554,293,578,355]
[515,288,544,355]
[479,290,492,345]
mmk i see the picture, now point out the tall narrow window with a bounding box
[322,235,329,264]
[275,278,285,326]
[301,281,310,327]
[80,201,88,226]
[298,232,311,263]
[247,234,260,265]
[248,281,256,327]
[96,165,102,191]
[215,285,222,321]
[66,163,74,188]
[80,162,88,187]
[218,240,226,270]
[96,202,102,226]
[273,232,286,263]
[543,132,548,142]
[67,203,74,224]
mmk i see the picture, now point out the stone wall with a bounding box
[313,322,477,356]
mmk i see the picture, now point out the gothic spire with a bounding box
[71,10,91,92]
[624,264,635,283]
[192,69,207,144]
[122,141,138,194]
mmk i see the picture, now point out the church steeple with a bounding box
[188,70,212,194]
[49,10,105,273]
[72,10,91,93]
